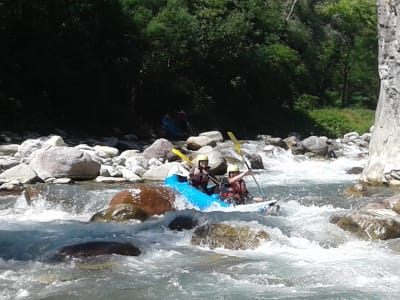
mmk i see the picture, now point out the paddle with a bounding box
[171,148,220,185]
[227,131,266,199]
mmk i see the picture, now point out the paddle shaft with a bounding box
[227,132,265,198]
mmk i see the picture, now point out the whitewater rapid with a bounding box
[2,145,400,299]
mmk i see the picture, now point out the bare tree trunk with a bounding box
[360,0,400,185]
[286,0,299,22]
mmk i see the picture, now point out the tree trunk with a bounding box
[360,0,400,185]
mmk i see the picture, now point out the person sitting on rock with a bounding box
[161,110,191,140]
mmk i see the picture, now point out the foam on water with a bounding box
[1,144,399,299]
[257,152,366,186]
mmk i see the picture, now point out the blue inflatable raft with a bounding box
[165,174,229,210]
[165,174,278,212]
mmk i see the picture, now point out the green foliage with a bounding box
[307,108,375,137]
[315,0,378,107]
[0,0,379,136]
[294,94,319,111]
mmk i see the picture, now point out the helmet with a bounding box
[227,164,239,173]
[197,154,208,161]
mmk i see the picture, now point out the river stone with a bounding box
[346,167,364,175]
[199,131,224,143]
[186,136,215,151]
[56,241,141,258]
[109,185,175,216]
[0,181,23,192]
[142,162,182,181]
[142,138,174,160]
[0,144,19,156]
[168,215,198,231]
[90,203,149,222]
[0,158,19,171]
[301,136,328,156]
[93,145,119,158]
[246,153,264,170]
[0,163,38,184]
[331,210,400,240]
[29,146,100,180]
[382,194,400,214]
[191,223,270,250]
[264,136,288,149]
[343,183,371,198]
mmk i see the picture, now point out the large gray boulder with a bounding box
[142,138,174,160]
[199,131,224,143]
[301,136,328,156]
[0,144,19,156]
[29,146,100,180]
[17,135,66,160]
[0,163,38,184]
[361,1,400,185]
[142,162,185,181]
[331,194,400,240]
[186,136,216,151]
[331,209,400,240]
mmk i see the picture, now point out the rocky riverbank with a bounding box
[3,129,400,248]
[0,130,370,191]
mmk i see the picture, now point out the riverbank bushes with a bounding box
[0,0,378,137]
[307,108,375,138]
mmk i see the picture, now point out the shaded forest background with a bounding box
[0,0,378,138]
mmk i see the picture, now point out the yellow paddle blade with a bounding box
[227,131,242,155]
[171,148,193,165]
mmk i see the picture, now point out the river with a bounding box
[1,145,400,299]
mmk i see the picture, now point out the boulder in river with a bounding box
[53,241,141,260]
[90,203,149,222]
[109,185,175,216]
[191,223,269,250]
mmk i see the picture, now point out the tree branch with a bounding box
[286,0,299,22]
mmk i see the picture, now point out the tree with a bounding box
[317,0,377,108]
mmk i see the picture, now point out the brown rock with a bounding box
[90,204,149,222]
[109,185,175,216]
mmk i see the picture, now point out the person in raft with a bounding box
[188,154,213,195]
[219,164,263,205]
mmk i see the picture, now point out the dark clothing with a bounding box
[161,111,191,140]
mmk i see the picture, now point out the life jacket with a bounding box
[190,167,209,190]
[219,177,248,205]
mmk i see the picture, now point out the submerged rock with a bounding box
[346,167,364,175]
[90,203,149,222]
[343,183,371,198]
[168,215,198,231]
[54,241,141,260]
[191,223,269,250]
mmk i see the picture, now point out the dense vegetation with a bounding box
[0,0,378,138]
